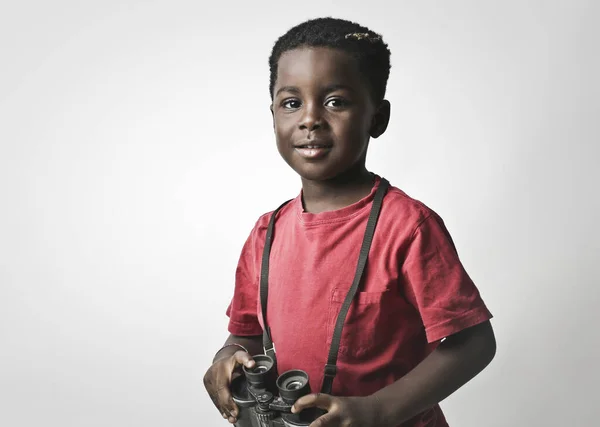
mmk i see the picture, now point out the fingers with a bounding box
[293,394,343,427]
[292,393,335,413]
[208,389,235,423]
[309,412,338,427]
[216,382,238,423]
[232,350,256,369]
[205,373,237,421]
[204,352,254,424]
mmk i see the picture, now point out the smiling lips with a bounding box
[294,142,332,159]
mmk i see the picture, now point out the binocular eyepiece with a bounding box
[242,355,310,403]
[231,355,319,427]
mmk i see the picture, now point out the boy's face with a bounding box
[271,47,387,182]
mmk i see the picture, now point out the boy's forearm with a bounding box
[370,321,496,426]
[212,334,264,363]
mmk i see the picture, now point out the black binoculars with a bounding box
[230,354,321,427]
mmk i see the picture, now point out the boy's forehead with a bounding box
[275,47,363,93]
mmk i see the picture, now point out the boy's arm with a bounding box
[371,320,496,426]
[212,334,263,363]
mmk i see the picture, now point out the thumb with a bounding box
[292,393,333,413]
[233,350,255,369]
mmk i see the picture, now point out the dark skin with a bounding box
[204,334,262,423]
[270,47,390,213]
[204,46,496,426]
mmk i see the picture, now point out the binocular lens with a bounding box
[286,381,304,390]
[250,365,269,374]
[276,370,310,403]
[242,355,276,388]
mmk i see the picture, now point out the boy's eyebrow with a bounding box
[322,84,354,94]
[275,84,355,97]
[275,86,301,97]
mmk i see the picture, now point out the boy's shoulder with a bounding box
[250,196,299,234]
[384,184,440,224]
[386,184,433,212]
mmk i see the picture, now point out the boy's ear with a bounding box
[369,100,391,139]
[270,104,275,127]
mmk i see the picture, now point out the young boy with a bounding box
[204,17,495,427]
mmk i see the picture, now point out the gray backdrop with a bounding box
[1,1,598,426]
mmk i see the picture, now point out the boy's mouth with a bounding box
[294,145,332,159]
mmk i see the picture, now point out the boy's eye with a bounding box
[282,99,301,109]
[324,98,349,108]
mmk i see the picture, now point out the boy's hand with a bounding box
[292,393,382,427]
[203,350,256,424]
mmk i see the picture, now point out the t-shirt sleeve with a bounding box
[401,213,492,343]
[225,226,264,336]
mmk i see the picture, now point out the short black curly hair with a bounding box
[268,17,391,103]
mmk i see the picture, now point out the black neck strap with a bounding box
[259,178,390,394]
[260,199,292,364]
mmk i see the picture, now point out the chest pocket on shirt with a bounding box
[326,287,398,359]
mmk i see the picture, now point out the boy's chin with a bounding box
[292,165,341,183]
[288,160,369,184]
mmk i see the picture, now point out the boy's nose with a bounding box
[298,103,323,131]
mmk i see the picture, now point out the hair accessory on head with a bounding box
[345,32,382,43]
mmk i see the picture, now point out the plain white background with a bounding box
[1,1,598,426]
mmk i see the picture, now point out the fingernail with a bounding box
[291,406,296,413]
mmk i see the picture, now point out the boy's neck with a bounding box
[300,168,375,214]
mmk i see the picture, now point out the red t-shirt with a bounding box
[226,176,492,427]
